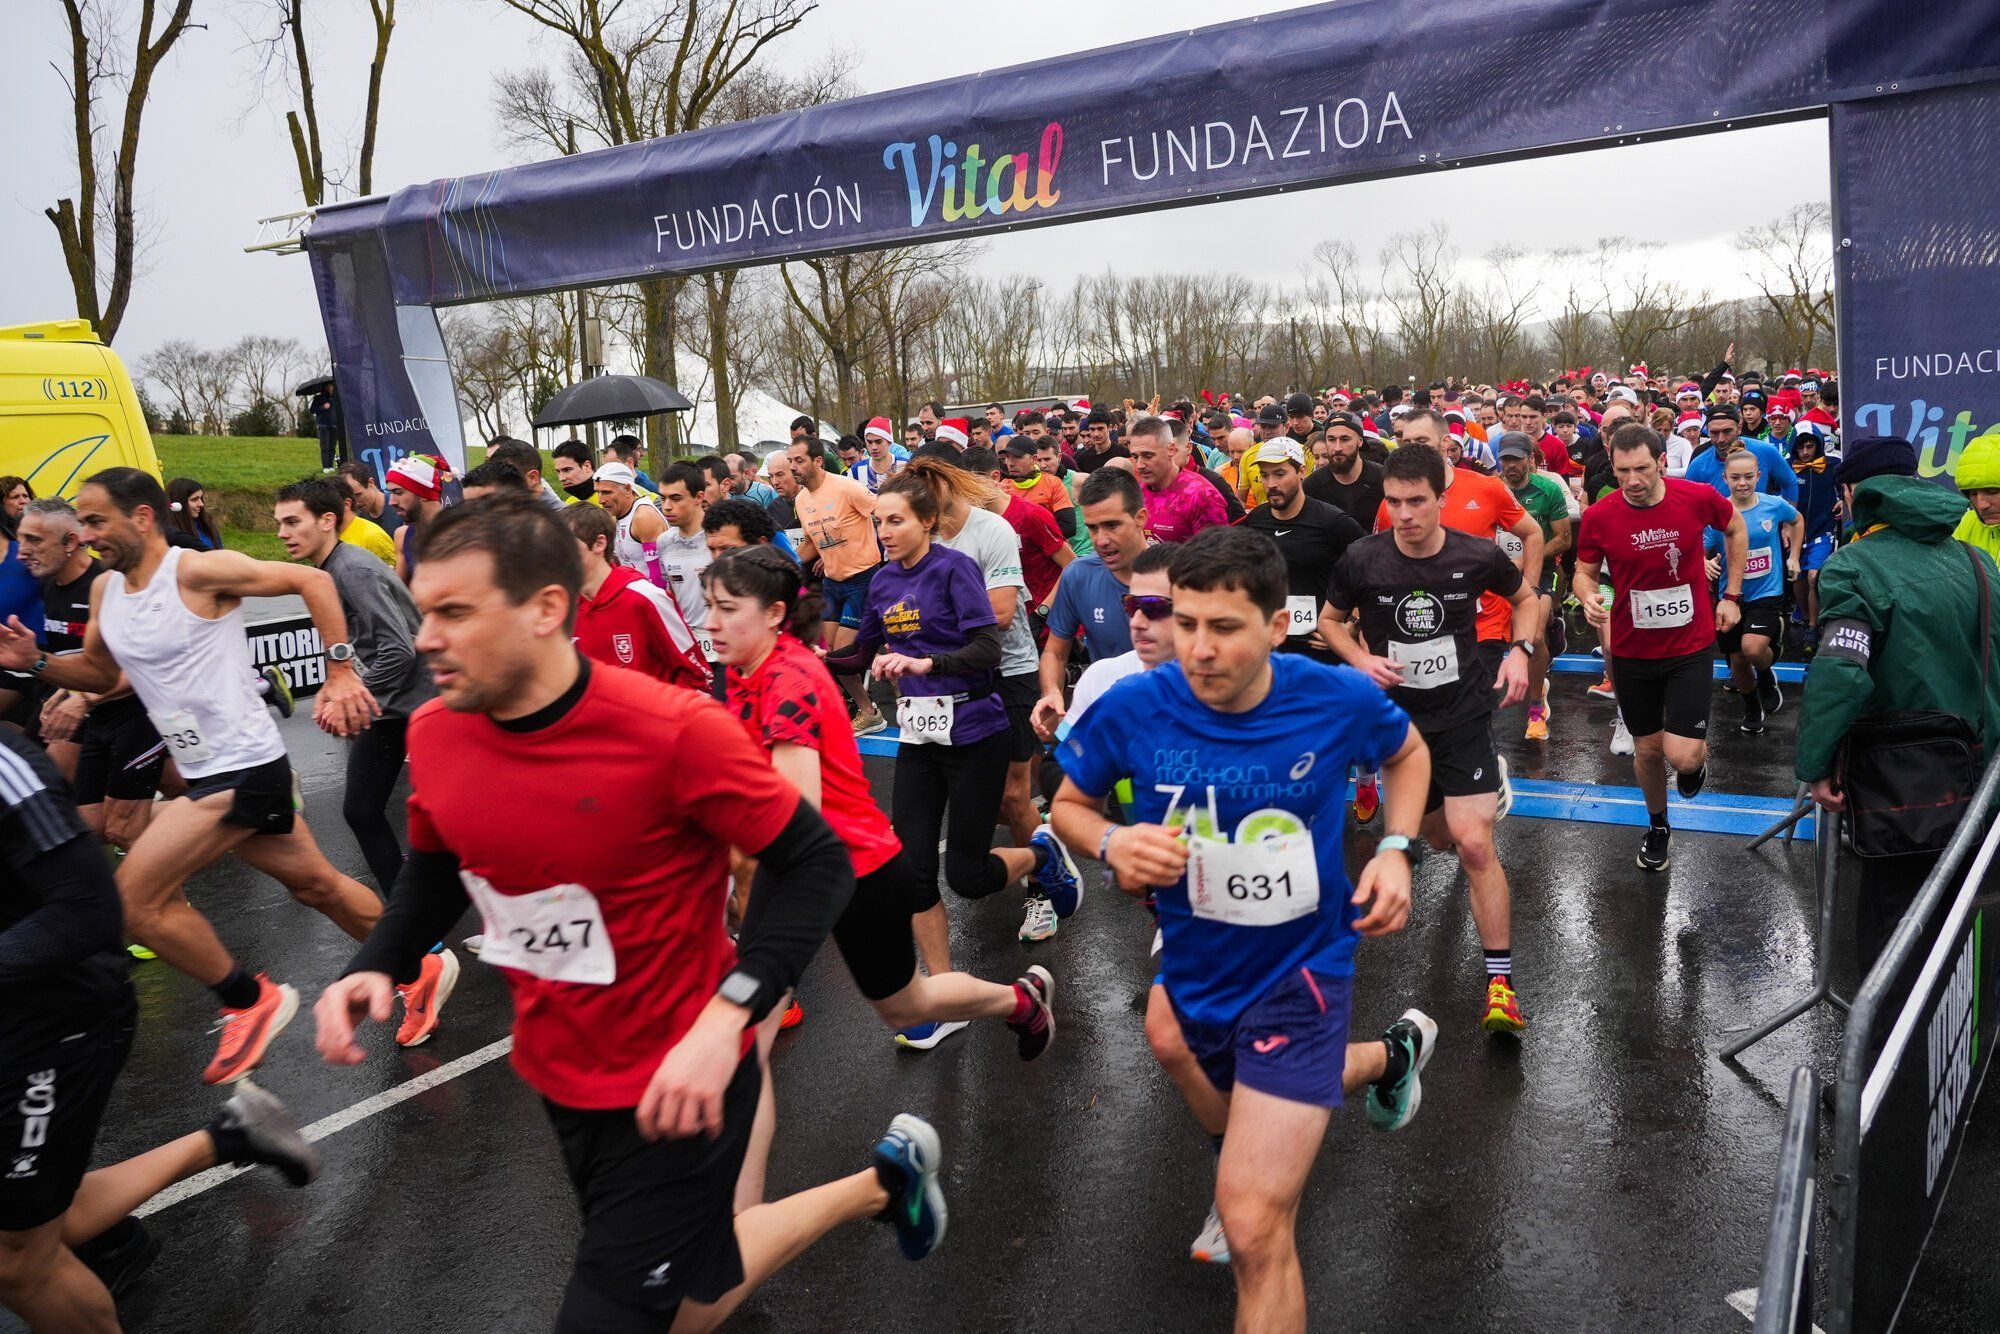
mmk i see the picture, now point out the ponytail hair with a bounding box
[895,455,1002,512]
[703,544,823,645]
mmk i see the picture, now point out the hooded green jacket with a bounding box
[1795,475,2000,783]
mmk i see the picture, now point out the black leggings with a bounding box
[343,716,409,891]
[891,728,1015,913]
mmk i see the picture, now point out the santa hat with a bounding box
[1069,397,1091,413]
[864,417,895,443]
[386,454,442,502]
[935,418,970,448]
[1675,412,1704,433]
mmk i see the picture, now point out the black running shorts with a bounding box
[999,672,1041,765]
[833,853,922,1002]
[1611,650,1714,740]
[184,756,296,835]
[1419,713,1503,812]
[0,1001,135,1232]
[543,1054,759,1333]
[72,700,167,805]
[1715,597,1787,659]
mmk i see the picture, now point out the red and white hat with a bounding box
[864,417,896,443]
[386,454,442,502]
[935,417,970,448]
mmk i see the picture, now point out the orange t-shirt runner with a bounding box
[795,474,881,582]
[1375,467,1528,642]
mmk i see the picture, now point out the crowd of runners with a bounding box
[8,350,2000,1334]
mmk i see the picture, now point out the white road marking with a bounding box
[135,1037,514,1216]
[1726,1285,1828,1333]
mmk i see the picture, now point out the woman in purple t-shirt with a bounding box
[826,474,1064,1044]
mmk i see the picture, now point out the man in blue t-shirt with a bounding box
[1034,467,1152,737]
[1051,525,1435,1327]
[1706,449,1802,734]
[1685,407,1798,504]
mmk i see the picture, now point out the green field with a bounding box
[154,436,499,562]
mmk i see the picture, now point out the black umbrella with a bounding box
[293,375,336,396]
[533,375,694,428]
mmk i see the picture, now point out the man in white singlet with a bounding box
[0,468,429,1087]
[593,462,669,586]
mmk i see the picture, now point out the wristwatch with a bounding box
[326,641,356,663]
[1510,639,1536,658]
[1378,834,1425,867]
[718,969,764,1014]
[1718,591,1742,604]
[28,653,49,675]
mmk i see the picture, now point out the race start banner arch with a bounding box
[303,0,2000,481]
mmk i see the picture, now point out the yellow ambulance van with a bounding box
[0,319,162,494]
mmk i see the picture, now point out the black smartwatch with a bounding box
[718,969,764,1015]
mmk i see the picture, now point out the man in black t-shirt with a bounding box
[1324,443,1538,1039]
[0,731,318,1323]
[1304,412,1387,525]
[1071,408,1129,473]
[1242,440,1364,662]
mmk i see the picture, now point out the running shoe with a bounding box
[1588,676,1617,701]
[1352,775,1381,824]
[872,1113,947,1261]
[1541,676,1552,717]
[207,1081,319,1186]
[75,1219,160,1298]
[1029,826,1082,918]
[395,948,459,1048]
[1739,689,1766,735]
[781,999,805,1030]
[1757,669,1783,716]
[1524,704,1549,741]
[1008,966,1055,1061]
[1637,826,1672,872]
[894,1020,969,1051]
[1481,978,1527,1035]
[1365,1008,1438,1132]
[1018,895,1058,942]
[1150,927,1163,958]
[1675,762,1707,800]
[127,942,157,961]
[203,976,298,1085]
[258,665,296,719]
[1609,716,1635,756]
[461,933,485,955]
[1494,756,1513,823]
[852,709,888,738]
[1190,1205,1230,1265]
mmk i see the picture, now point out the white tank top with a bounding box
[614,499,665,574]
[97,545,285,779]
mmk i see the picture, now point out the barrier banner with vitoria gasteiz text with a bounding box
[302,0,2000,479]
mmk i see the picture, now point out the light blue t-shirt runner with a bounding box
[1705,492,1799,602]
[1059,654,1410,1025]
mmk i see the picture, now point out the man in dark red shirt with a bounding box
[1576,423,1747,873]
[314,496,948,1334]
[563,504,710,692]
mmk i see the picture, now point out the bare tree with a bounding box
[1596,237,1705,371]
[191,346,240,435]
[1382,223,1458,385]
[1466,245,1539,383]
[140,338,207,428]
[1312,239,1387,387]
[1542,246,1604,377]
[1736,202,1836,372]
[249,0,399,205]
[230,333,307,424]
[46,0,199,344]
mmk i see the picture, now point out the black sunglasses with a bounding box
[1122,594,1174,621]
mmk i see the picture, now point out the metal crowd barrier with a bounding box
[1723,810,1847,1061]
[1820,759,2000,1333]
[1753,1066,1820,1334]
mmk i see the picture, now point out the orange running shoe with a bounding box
[203,975,299,1085]
[1352,776,1380,824]
[1481,978,1527,1035]
[781,999,805,1030]
[396,949,461,1048]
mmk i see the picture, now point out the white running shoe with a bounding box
[461,934,486,956]
[1494,756,1513,823]
[1018,896,1058,942]
[1190,1205,1230,1265]
[1610,716,1635,757]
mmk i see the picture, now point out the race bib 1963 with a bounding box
[896,694,955,745]
[460,873,615,985]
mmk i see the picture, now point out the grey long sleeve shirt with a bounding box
[321,541,438,719]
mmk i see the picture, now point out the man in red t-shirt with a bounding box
[563,504,710,692]
[1576,423,1747,873]
[314,497,949,1332]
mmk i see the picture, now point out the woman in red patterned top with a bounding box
[704,546,1054,1059]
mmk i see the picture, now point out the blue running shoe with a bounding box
[873,1113,946,1260]
[893,1020,968,1050]
[1029,826,1083,918]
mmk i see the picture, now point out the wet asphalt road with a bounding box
[9,674,1995,1334]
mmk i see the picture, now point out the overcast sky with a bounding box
[4,0,1830,365]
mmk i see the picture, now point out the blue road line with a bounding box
[855,732,1812,839]
[1552,652,1807,682]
